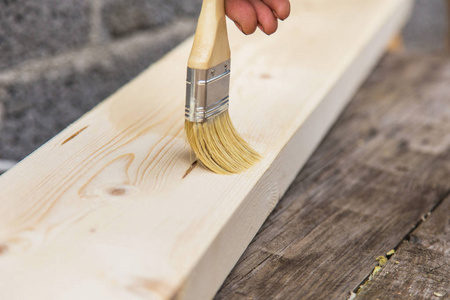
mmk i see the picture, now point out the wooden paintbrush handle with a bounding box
[188,0,231,69]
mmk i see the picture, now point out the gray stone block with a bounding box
[102,0,177,37]
[403,0,448,52]
[0,0,91,70]
[174,0,202,16]
[0,19,196,161]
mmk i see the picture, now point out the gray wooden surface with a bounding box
[215,54,450,299]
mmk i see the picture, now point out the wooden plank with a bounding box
[215,54,450,299]
[355,196,450,299]
[0,1,411,299]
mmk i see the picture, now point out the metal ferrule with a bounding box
[185,60,231,122]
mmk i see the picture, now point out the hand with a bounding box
[225,0,291,35]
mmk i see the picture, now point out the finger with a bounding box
[225,0,258,35]
[261,0,291,20]
[249,0,278,35]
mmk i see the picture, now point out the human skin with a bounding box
[225,0,291,35]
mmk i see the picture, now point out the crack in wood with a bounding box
[424,263,444,274]
[182,160,198,179]
[61,126,88,145]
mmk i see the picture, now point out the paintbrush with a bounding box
[185,0,260,175]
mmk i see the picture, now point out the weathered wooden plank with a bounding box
[215,54,450,299]
[355,196,450,299]
[0,1,411,299]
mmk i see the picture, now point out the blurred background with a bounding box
[0,0,448,171]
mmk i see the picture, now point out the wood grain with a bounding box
[0,1,411,299]
[215,54,450,299]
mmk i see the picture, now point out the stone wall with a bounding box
[0,0,201,161]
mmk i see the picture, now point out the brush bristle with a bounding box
[185,111,260,175]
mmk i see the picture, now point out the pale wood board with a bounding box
[0,0,412,299]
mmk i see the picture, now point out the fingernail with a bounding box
[273,10,280,19]
[257,23,265,33]
[234,22,244,33]
[273,10,284,21]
